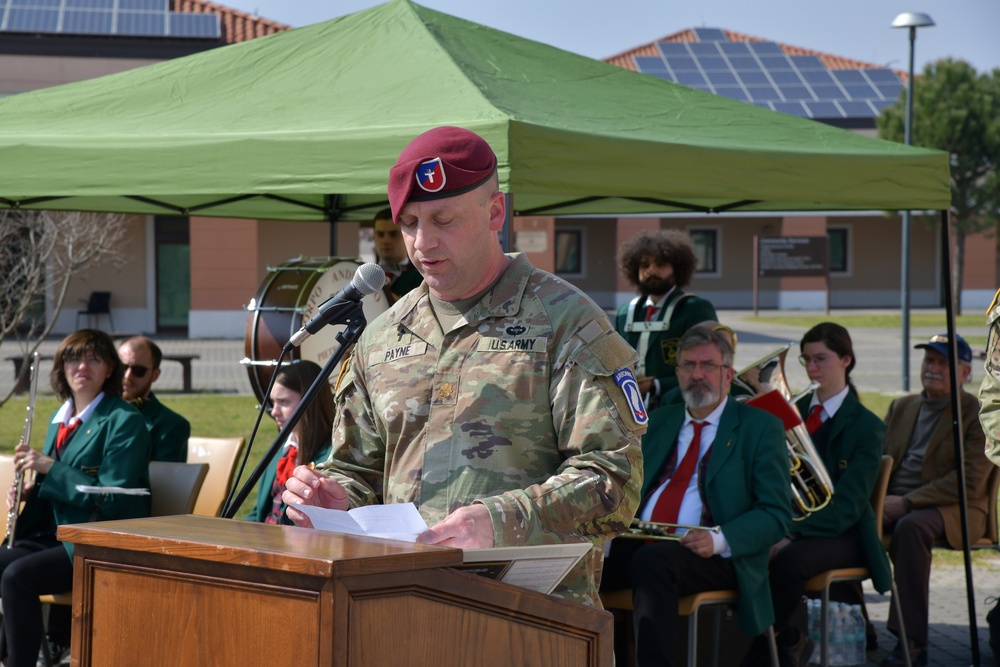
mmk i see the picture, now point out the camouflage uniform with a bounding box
[319,253,645,606]
[981,288,1000,465]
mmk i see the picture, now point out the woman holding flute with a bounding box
[1,329,151,666]
[744,322,890,667]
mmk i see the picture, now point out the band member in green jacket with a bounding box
[3,329,151,667]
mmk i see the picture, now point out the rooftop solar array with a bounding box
[0,0,220,39]
[633,27,904,121]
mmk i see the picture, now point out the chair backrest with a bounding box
[149,461,209,516]
[870,454,894,543]
[0,455,14,538]
[88,291,111,313]
[186,436,245,517]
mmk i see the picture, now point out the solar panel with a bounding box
[0,0,218,39]
[805,101,844,118]
[842,83,877,99]
[791,55,825,71]
[675,71,708,86]
[831,69,867,85]
[693,27,727,42]
[864,69,903,84]
[118,10,166,36]
[716,87,750,102]
[872,81,903,100]
[689,41,722,56]
[631,28,899,120]
[659,42,691,56]
[667,55,700,72]
[705,70,738,86]
[118,0,166,9]
[168,13,220,38]
[635,56,668,72]
[737,70,771,86]
[6,8,59,32]
[747,86,782,102]
[772,101,810,117]
[699,56,730,71]
[63,9,114,34]
[838,101,877,117]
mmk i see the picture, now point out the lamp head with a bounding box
[891,12,935,29]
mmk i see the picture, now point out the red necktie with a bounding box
[55,421,81,453]
[645,304,657,322]
[650,421,706,529]
[274,444,299,489]
[805,404,824,435]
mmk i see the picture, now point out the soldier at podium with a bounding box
[284,125,646,607]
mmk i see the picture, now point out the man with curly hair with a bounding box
[615,229,717,408]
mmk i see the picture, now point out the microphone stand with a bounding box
[221,304,368,519]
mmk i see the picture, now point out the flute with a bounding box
[619,519,722,541]
[6,352,40,549]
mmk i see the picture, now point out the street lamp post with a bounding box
[892,12,934,392]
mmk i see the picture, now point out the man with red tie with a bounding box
[615,230,717,410]
[600,326,791,667]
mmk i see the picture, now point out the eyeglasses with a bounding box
[677,361,730,374]
[798,354,834,367]
[123,364,151,378]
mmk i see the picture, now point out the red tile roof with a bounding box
[606,28,909,83]
[171,1,291,44]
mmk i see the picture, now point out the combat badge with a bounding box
[613,368,648,426]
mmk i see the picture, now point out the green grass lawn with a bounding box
[738,313,986,329]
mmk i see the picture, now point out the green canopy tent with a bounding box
[0,0,948,219]
[0,1,979,660]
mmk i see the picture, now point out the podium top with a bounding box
[58,514,459,578]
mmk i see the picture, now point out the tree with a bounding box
[877,59,1000,313]
[0,210,128,406]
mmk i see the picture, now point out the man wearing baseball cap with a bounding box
[284,126,644,607]
[878,332,989,667]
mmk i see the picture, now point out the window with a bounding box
[828,227,848,274]
[688,228,719,275]
[554,229,584,276]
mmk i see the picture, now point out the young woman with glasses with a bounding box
[1,329,151,666]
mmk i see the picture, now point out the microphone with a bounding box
[288,262,386,347]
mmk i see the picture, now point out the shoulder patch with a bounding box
[613,368,648,425]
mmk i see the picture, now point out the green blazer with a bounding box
[32,395,151,559]
[615,289,716,395]
[139,392,191,463]
[794,391,892,593]
[641,398,791,636]
[248,440,333,524]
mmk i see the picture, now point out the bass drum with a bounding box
[243,257,389,403]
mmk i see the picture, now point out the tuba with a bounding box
[732,344,834,521]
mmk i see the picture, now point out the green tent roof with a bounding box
[0,0,949,220]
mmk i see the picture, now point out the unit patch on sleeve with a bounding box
[613,368,649,425]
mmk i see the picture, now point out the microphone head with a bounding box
[354,262,387,295]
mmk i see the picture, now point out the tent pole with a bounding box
[500,194,513,252]
[940,208,980,666]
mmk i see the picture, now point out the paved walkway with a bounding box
[1,308,997,665]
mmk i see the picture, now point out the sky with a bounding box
[222,0,999,75]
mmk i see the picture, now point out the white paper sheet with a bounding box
[292,502,428,542]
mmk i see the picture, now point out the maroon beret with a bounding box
[388,126,498,223]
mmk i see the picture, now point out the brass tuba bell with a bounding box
[732,344,834,521]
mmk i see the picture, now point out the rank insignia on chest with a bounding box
[613,368,648,425]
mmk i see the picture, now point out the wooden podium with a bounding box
[58,515,612,666]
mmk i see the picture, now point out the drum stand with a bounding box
[221,303,367,519]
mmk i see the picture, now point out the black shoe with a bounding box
[777,628,815,667]
[740,634,774,667]
[880,639,927,667]
[866,621,879,651]
[36,639,69,667]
